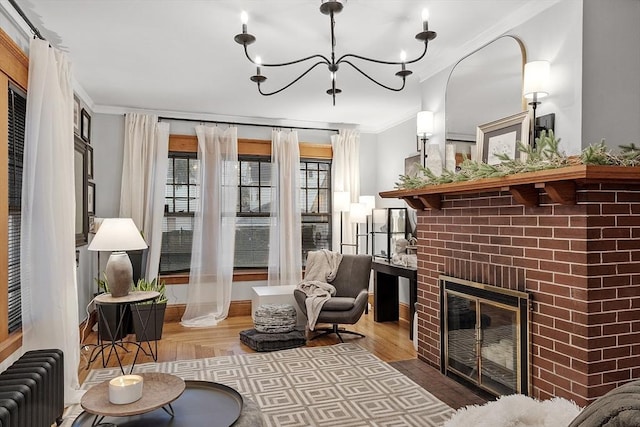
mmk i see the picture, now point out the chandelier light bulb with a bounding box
[400,50,407,63]
[422,8,429,31]
[240,11,248,25]
[255,56,262,66]
[331,71,336,81]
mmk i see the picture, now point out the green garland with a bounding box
[396,131,640,190]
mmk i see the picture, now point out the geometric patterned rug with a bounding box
[65,343,454,426]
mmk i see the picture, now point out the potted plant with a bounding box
[94,273,132,341]
[131,278,168,342]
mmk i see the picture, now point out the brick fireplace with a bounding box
[381,166,640,406]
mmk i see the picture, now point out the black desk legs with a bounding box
[374,272,400,322]
[373,271,418,340]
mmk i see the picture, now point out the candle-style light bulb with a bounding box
[331,71,336,81]
[241,11,248,33]
[400,50,407,63]
[421,8,429,31]
[255,55,262,75]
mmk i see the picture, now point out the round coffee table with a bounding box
[81,373,185,424]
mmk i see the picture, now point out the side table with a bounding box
[80,373,185,426]
[88,291,160,374]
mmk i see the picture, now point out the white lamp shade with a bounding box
[333,191,351,212]
[523,60,550,99]
[349,203,367,224]
[359,195,375,214]
[88,218,148,252]
[416,110,434,136]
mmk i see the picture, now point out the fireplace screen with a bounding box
[440,275,529,396]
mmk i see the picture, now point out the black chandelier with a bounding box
[233,1,437,105]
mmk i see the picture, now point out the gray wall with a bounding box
[582,0,640,148]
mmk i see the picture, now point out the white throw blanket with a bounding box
[297,250,343,330]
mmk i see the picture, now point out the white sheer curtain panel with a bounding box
[268,130,302,286]
[21,39,82,405]
[119,114,169,280]
[181,126,238,327]
[331,129,361,252]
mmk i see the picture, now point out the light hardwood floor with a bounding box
[78,311,416,385]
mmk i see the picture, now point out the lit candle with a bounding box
[400,50,407,70]
[421,8,429,31]
[108,374,144,405]
[241,11,248,34]
[255,55,262,75]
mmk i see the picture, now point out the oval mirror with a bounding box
[445,35,526,158]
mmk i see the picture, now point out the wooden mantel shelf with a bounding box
[379,165,640,210]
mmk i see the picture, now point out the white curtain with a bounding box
[119,113,169,280]
[268,130,302,286]
[331,129,360,252]
[21,39,82,405]
[181,126,238,327]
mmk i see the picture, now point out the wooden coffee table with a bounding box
[80,373,185,426]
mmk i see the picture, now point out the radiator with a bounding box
[0,349,64,427]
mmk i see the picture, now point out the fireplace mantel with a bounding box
[380,165,640,210]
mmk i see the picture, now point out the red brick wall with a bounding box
[414,184,640,406]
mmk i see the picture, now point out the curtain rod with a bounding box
[157,115,340,133]
[8,0,45,40]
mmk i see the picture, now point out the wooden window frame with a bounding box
[0,28,28,362]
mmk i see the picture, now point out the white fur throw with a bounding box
[444,394,582,427]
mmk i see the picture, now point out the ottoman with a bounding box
[239,328,306,352]
[254,304,297,333]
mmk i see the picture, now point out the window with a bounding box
[7,86,25,333]
[160,152,199,274]
[159,151,332,274]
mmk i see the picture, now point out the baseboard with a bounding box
[164,300,252,322]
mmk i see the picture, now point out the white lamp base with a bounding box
[105,251,133,297]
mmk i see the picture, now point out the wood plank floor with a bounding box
[77,311,488,409]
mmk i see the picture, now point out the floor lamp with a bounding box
[359,195,375,254]
[349,202,367,254]
[334,191,350,253]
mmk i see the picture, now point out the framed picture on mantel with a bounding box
[477,111,529,165]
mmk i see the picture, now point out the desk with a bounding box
[372,260,417,340]
[90,291,159,375]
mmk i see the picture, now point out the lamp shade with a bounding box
[88,218,148,252]
[333,191,351,212]
[416,110,434,136]
[523,60,550,99]
[359,195,375,214]
[349,203,367,224]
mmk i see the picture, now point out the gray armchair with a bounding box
[294,254,372,342]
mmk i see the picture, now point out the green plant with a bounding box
[133,278,168,304]
[396,131,640,190]
[94,272,109,294]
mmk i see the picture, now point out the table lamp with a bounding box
[88,218,148,297]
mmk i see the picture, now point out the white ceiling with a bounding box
[15,0,558,132]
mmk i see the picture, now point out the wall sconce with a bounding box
[416,110,434,167]
[523,60,550,144]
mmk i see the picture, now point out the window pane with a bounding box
[301,219,330,265]
[189,158,200,184]
[235,217,270,268]
[175,185,187,198]
[165,198,174,213]
[299,169,307,187]
[260,162,271,186]
[307,169,318,188]
[317,189,329,213]
[160,215,195,273]
[174,158,189,185]
[260,187,272,212]
[241,161,260,185]
[318,170,329,187]
[175,198,189,212]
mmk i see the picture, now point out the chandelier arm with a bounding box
[256,61,327,96]
[243,44,329,67]
[336,42,428,66]
[341,60,407,92]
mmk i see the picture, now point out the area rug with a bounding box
[65,343,454,426]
